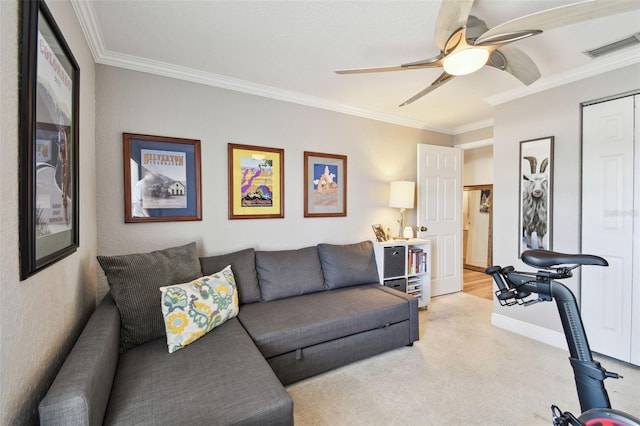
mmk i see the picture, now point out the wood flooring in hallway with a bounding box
[462,269,494,300]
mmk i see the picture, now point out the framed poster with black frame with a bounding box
[19,0,80,280]
[518,136,554,256]
[123,133,202,223]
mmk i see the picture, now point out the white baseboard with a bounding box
[491,312,568,351]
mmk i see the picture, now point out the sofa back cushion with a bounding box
[256,246,325,301]
[200,248,261,304]
[97,242,202,352]
[317,241,380,289]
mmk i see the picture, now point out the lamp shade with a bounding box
[389,181,415,209]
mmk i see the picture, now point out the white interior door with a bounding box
[417,144,462,296]
[581,95,636,364]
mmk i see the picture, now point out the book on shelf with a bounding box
[407,247,427,275]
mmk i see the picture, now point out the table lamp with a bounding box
[389,181,415,239]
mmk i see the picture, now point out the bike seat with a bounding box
[522,249,608,268]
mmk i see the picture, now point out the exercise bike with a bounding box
[486,249,640,426]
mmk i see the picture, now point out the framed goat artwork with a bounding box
[518,136,554,256]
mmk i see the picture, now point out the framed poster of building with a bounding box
[304,151,347,217]
[123,133,202,223]
[228,143,284,219]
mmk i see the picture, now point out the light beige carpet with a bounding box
[287,292,640,425]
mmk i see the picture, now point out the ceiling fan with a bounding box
[335,0,638,106]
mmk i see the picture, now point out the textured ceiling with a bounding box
[72,0,640,134]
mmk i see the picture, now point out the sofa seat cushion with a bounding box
[103,318,293,425]
[238,284,411,359]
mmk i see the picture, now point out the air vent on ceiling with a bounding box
[584,33,640,58]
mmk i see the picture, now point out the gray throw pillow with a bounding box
[255,246,325,301]
[200,248,261,304]
[97,242,202,352]
[317,241,380,289]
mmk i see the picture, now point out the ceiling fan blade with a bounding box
[465,15,490,41]
[399,72,454,106]
[489,47,540,86]
[401,53,445,68]
[336,53,445,74]
[476,0,640,46]
[335,65,414,74]
[434,0,475,51]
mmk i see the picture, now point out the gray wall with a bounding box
[0,1,97,423]
[95,65,452,296]
[492,63,640,334]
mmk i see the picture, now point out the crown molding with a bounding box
[484,50,640,106]
[102,50,451,132]
[107,52,454,133]
[452,118,495,135]
[455,138,493,150]
[70,0,453,135]
[70,0,640,135]
[74,1,638,135]
[70,0,106,62]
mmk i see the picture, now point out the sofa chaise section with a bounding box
[39,293,293,426]
[104,318,293,425]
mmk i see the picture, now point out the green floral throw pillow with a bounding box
[160,265,239,353]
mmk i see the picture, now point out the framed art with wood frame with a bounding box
[19,0,80,280]
[123,133,202,223]
[518,136,554,256]
[228,143,284,219]
[304,151,347,217]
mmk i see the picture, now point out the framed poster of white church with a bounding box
[123,133,202,223]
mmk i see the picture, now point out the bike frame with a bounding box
[491,270,613,412]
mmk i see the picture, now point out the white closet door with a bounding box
[633,95,640,366]
[581,95,635,364]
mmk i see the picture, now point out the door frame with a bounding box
[463,184,493,272]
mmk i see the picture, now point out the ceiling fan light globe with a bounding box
[443,48,489,76]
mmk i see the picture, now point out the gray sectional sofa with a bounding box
[39,240,419,425]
